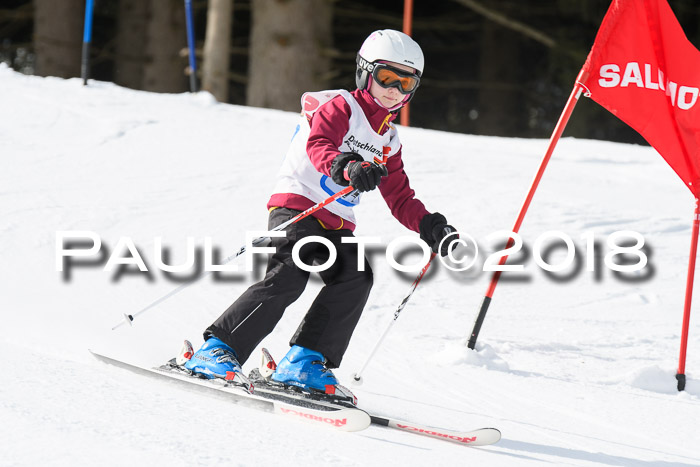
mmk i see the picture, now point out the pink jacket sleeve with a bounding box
[306,95,428,233]
[306,96,351,175]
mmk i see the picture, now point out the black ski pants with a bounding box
[205,207,373,368]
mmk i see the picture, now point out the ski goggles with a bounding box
[372,64,420,94]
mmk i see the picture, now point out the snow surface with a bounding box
[2,62,700,466]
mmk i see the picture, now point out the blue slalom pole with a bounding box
[184,0,198,92]
[81,0,95,85]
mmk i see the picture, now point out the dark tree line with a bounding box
[1,0,699,144]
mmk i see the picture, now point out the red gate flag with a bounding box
[577,0,700,195]
[467,0,700,389]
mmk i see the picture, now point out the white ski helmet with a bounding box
[355,29,424,92]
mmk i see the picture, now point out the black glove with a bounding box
[329,152,388,192]
[419,212,459,256]
[345,160,388,192]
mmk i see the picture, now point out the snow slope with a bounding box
[1,63,699,466]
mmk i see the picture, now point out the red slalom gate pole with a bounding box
[467,83,585,349]
[677,197,700,391]
[400,0,414,127]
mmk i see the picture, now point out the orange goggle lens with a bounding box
[373,67,420,94]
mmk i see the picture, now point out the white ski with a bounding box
[370,416,501,447]
[90,348,501,446]
[89,350,370,432]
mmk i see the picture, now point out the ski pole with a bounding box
[184,0,198,92]
[112,186,356,330]
[80,0,95,85]
[351,252,437,385]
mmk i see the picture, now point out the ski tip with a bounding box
[470,427,501,446]
[385,419,502,447]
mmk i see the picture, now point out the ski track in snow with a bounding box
[2,64,700,466]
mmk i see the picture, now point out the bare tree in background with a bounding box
[115,0,148,90]
[247,0,332,111]
[203,0,233,101]
[142,0,188,93]
[34,0,82,78]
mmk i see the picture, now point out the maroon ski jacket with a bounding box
[268,89,429,232]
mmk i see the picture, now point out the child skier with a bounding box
[185,29,457,400]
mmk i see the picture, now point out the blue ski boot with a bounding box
[184,337,243,382]
[271,345,339,393]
